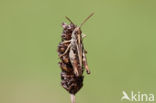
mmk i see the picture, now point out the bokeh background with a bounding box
[0,0,156,103]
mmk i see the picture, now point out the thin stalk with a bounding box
[70,94,75,103]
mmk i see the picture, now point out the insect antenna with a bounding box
[65,16,74,24]
[80,12,94,28]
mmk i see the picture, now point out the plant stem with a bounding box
[70,94,75,103]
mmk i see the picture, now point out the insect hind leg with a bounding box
[82,50,90,74]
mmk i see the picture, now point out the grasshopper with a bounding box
[59,13,94,76]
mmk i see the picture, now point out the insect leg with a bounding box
[82,33,86,38]
[82,50,90,74]
[73,60,79,76]
[59,43,71,57]
[69,49,79,76]
[61,40,71,44]
[84,49,87,54]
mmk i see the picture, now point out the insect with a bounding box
[59,13,94,76]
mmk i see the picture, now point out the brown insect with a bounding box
[59,13,94,77]
[58,13,94,103]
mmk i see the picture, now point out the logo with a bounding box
[121,91,154,102]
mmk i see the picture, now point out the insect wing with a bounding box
[76,34,83,68]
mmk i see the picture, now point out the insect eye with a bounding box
[76,30,81,34]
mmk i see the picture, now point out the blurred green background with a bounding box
[0,0,156,103]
